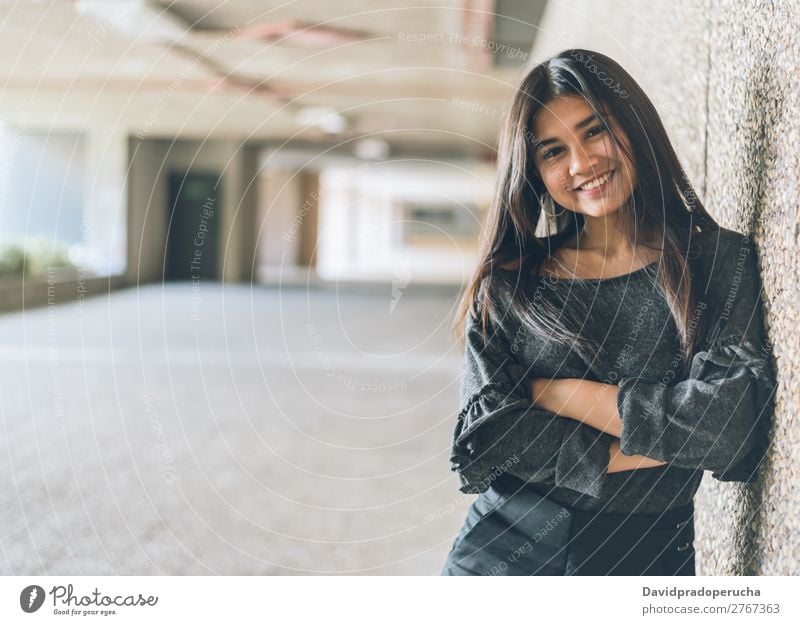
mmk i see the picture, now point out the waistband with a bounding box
[495,474,694,530]
[569,500,694,531]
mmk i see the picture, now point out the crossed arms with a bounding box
[530,378,666,473]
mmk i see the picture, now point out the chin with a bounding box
[572,202,625,217]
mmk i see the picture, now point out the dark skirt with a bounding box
[440,479,695,576]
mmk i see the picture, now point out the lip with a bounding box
[575,170,615,196]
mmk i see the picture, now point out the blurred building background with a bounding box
[0,0,539,296]
[0,0,796,575]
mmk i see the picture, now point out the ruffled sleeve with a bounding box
[450,282,614,496]
[616,235,776,482]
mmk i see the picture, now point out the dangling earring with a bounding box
[542,192,567,218]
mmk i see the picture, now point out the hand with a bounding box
[608,439,667,473]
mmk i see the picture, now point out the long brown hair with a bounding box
[454,48,719,376]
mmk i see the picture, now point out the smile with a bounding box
[576,170,615,194]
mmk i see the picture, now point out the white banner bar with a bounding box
[2,576,798,624]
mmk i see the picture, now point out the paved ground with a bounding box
[0,282,473,575]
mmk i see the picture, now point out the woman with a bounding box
[441,49,776,576]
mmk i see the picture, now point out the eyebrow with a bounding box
[533,113,602,152]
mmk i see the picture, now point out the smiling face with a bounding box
[531,95,637,218]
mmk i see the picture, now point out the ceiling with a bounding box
[0,0,548,156]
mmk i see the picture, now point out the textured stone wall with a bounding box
[530,0,799,574]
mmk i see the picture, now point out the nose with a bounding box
[569,147,602,179]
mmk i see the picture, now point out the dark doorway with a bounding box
[165,171,221,281]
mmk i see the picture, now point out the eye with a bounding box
[542,146,563,160]
[586,124,607,138]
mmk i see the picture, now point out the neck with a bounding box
[574,212,634,257]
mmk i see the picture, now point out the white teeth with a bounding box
[579,172,611,190]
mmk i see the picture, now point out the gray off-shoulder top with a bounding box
[449,228,777,515]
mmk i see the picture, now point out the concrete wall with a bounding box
[0,271,126,313]
[531,0,799,575]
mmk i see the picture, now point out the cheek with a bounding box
[607,136,634,173]
[602,138,636,186]
[541,169,569,195]
[601,136,624,162]
[617,153,636,186]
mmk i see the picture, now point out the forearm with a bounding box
[530,379,665,472]
[532,378,623,437]
[607,438,667,473]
